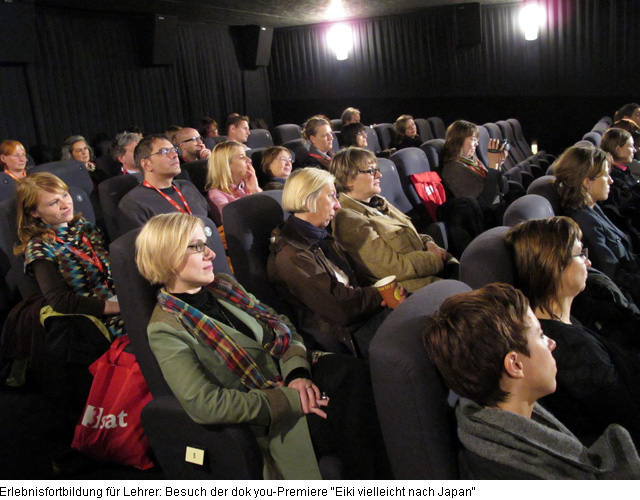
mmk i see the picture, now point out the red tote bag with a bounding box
[72,335,154,470]
[410,171,447,222]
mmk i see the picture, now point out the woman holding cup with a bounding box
[267,167,404,358]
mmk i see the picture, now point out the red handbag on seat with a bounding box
[410,171,447,222]
[71,335,154,470]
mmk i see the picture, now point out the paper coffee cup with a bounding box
[374,275,402,309]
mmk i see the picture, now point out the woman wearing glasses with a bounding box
[505,216,640,448]
[0,139,28,180]
[340,123,368,149]
[206,141,262,226]
[136,213,387,479]
[554,146,640,306]
[330,147,455,292]
[268,167,401,359]
[260,146,293,191]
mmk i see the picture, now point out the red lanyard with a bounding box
[142,181,192,214]
[55,233,105,274]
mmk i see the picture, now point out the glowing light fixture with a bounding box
[327,23,353,60]
[519,3,545,41]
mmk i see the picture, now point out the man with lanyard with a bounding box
[174,127,211,164]
[117,134,209,234]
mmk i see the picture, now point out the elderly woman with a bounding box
[392,114,422,150]
[441,119,508,206]
[554,145,640,305]
[302,116,334,169]
[340,122,368,149]
[330,147,456,292]
[206,141,262,226]
[267,167,398,358]
[61,135,107,186]
[16,172,123,338]
[0,139,28,180]
[505,216,640,447]
[260,146,293,191]
[136,212,386,479]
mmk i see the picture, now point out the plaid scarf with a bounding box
[459,155,487,178]
[157,277,292,390]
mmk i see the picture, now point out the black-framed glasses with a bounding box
[144,146,179,159]
[180,136,203,144]
[186,241,209,254]
[357,167,381,176]
[572,247,589,260]
[356,131,367,137]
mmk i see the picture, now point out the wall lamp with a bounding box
[327,23,353,60]
[519,3,545,41]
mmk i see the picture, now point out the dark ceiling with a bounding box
[35,0,518,27]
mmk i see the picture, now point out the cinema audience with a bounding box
[425,282,640,479]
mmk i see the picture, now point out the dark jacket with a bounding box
[267,216,383,356]
[442,159,502,206]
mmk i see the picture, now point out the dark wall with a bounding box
[0,6,272,161]
[269,0,640,155]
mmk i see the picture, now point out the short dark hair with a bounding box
[261,146,291,176]
[134,134,168,170]
[341,122,367,148]
[424,283,531,407]
[340,107,361,127]
[504,216,582,319]
[225,115,249,133]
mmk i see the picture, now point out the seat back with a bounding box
[283,139,309,169]
[390,147,431,207]
[582,131,602,147]
[330,118,342,131]
[273,124,302,145]
[427,116,446,139]
[370,279,471,479]
[526,175,562,214]
[476,126,491,169]
[223,192,289,311]
[414,118,433,141]
[503,194,554,226]
[0,172,17,202]
[497,120,528,165]
[506,118,536,158]
[373,123,396,150]
[110,215,229,398]
[98,173,143,241]
[459,226,514,289]
[31,160,94,195]
[245,129,274,150]
[203,137,217,150]
[378,158,413,214]
[420,139,445,173]
[181,159,209,195]
[364,126,381,154]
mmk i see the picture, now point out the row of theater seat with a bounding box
[105,177,564,479]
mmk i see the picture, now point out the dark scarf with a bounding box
[288,215,355,281]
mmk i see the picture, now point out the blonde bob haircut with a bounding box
[136,213,204,287]
[15,172,81,254]
[330,147,376,194]
[282,167,335,214]
[554,146,612,211]
[205,141,245,194]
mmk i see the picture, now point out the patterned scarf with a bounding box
[459,155,488,178]
[157,277,292,390]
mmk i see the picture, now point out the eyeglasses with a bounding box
[357,167,381,176]
[572,247,589,261]
[186,241,209,254]
[279,157,293,163]
[9,153,27,159]
[144,146,179,159]
[356,131,367,137]
[180,136,203,144]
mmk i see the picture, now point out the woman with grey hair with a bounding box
[267,167,401,358]
[61,135,107,186]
